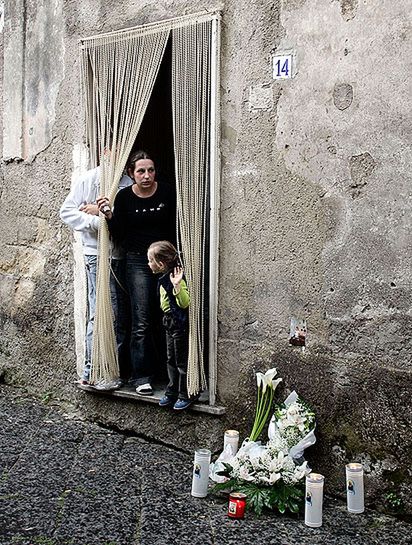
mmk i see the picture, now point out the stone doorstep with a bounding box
[76,383,226,416]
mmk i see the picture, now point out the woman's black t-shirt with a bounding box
[108,182,176,254]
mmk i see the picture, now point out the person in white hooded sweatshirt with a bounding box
[60,164,132,386]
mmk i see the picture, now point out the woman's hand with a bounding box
[97,196,112,219]
[170,266,184,292]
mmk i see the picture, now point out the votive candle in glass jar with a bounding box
[191,449,211,498]
[346,463,364,513]
[305,473,324,527]
[224,430,240,455]
[228,492,247,519]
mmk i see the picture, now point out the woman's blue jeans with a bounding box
[126,252,157,386]
[84,256,131,382]
[110,258,131,380]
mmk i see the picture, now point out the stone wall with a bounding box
[0,0,411,514]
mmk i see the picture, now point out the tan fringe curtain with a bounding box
[172,21,212,395]
[80,29,170,385]
[79,12,220,396]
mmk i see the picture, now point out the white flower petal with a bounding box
[264,368,277,382]
[271,377,283,391]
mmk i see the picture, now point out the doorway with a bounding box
[80,12,221,403]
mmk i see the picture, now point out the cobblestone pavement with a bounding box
[0,384,410,545]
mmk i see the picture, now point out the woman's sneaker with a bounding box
[159,395,177,407]
[136,383,153,396]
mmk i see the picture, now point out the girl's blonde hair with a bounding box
[148,240,181,270]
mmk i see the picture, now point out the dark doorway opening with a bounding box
[133,36,175,187]
[131,35,210,393]
[131,37,175,384]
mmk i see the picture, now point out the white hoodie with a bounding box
[59,166,132,256]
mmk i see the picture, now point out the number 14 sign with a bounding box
[272,54,293,80]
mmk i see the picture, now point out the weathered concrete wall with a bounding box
[0,0,411,515]
[217,0,412,514]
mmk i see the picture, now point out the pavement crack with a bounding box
[95,420,191,456]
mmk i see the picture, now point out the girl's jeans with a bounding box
[163,313,189,400]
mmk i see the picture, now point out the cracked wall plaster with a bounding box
[3,0,65,160]
[275,0,412,365]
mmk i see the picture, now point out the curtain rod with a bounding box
[80,10,221,44]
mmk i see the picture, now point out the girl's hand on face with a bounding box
[96,196,112,219]
[170,266,184,291]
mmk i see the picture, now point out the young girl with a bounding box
[147,241,196,410]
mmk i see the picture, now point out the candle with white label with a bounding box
[305,473,324,527]
[191,449,211,498]
[346,463,364,513]
[224,430,240,455]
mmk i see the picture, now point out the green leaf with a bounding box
[210,479,237,494]
[278,502,286,514]
[210,478,305,517]
[288,500,301,513]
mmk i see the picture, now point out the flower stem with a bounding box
[254,387,274,439]
[249,385,262,441]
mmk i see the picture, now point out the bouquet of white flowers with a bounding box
[268,390,316,461]
[210,370,316,515]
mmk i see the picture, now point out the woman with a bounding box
[98,151,175,395]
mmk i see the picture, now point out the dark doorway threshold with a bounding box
[76,383,225,416]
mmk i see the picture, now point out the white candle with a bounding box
[224,430,240,455]
[305,473,324,527]
[346,463,364,513]
[191,449,211,498]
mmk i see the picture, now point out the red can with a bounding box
[228,492,247,519]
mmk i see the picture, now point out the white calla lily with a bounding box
[271,377,283,391]
[264,368,277,383]
[256,368,279,393]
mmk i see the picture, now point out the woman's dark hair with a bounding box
[148,240,181,270]
[127,150,152,171]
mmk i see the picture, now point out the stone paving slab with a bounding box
[0,385,410,545]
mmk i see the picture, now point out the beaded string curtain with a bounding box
[80,28,170,384]
[172,20,211,396]
[79,12,220,395]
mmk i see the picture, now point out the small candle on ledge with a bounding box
[305,473,324,527]
[346,463,364,513]
[191,449,211,498]
[224,430,240,455]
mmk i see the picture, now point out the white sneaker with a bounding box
[93,379,121,391]
[135,383,153,396]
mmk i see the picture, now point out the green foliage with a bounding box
[33,537,56,545]
[41,391,53,404]
[385,491,404,512]
[0,493,20,500]
[0,470,9,483]
[211,479,304,516]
